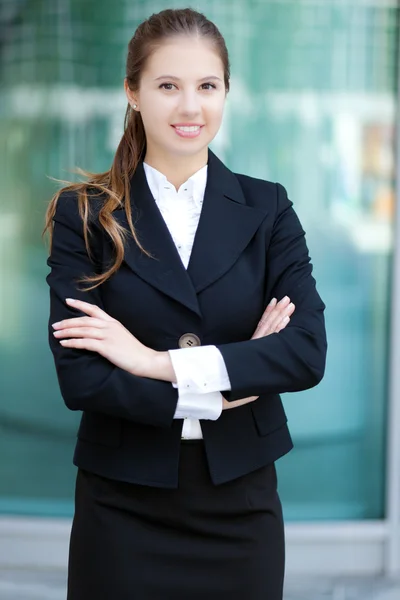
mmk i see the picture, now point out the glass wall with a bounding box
[0,0,397,519]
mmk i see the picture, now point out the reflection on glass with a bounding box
[0,0,396,518]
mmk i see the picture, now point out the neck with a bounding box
[143,148,208,190]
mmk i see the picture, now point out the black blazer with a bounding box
[46,150,327,487]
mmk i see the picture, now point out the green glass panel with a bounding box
[0,0,396,519]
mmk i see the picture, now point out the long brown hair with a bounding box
[43,8,230,290]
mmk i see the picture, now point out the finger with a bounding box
[53,327,105,339]
[260,296,290,326]
[275,295,291,311]
[269,301,295,327]
[52,317,106,330]
[59,338,102,351]
[65,299,114,322]
[253,299,277,337]
[267,302,295,332]
[257,298,277,326]
[223,396,258,410]
[286,302,295,318]
[253,298,292,337]
[253,301,295,339]
[262,297,277,316]
[274,316,290,333]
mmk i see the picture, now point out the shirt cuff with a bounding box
[174,391,223,421]
[168,345,232,394]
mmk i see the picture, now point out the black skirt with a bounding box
[67,441,285,600]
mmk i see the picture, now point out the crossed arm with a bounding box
[47,185,326,426]
[52,295,295,411]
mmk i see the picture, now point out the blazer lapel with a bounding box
[112,151,268,315]
[187,150,268,293]
[112,162,201,316]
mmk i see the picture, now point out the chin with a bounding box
[170,141,210,159]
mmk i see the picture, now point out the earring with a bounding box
[133,104,138,109]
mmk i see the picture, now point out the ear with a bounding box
[124,78,138,107]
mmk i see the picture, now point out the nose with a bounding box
[178,88,201,117]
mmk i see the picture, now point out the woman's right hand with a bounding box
[222,296,295,410]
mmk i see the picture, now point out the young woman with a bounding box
[44,8,327,600]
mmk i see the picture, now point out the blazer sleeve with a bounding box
[46,192,178,427]
[217,182,327,399]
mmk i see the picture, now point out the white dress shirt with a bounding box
[143,162,232,439]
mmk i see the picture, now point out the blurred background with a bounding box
[1,0,400,597]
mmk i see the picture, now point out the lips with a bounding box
[171,124,204,138]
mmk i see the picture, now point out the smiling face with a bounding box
[125,35,227,166]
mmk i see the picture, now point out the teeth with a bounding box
[175,126,200,132]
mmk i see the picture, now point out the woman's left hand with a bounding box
[52,298,155,376]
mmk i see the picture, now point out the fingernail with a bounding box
[66,298,76,304]
[52,322,61,329]
[269,297,276,305]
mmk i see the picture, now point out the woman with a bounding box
[44,8,327,600]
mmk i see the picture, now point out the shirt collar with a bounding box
[143,162,208,210]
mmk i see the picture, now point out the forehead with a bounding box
[142,36,224,79]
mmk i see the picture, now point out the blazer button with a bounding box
[178,333,201,348]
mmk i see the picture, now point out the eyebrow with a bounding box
[154,75,222,82]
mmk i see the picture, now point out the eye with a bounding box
[200,83,217,90]
[159,83,176,91]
